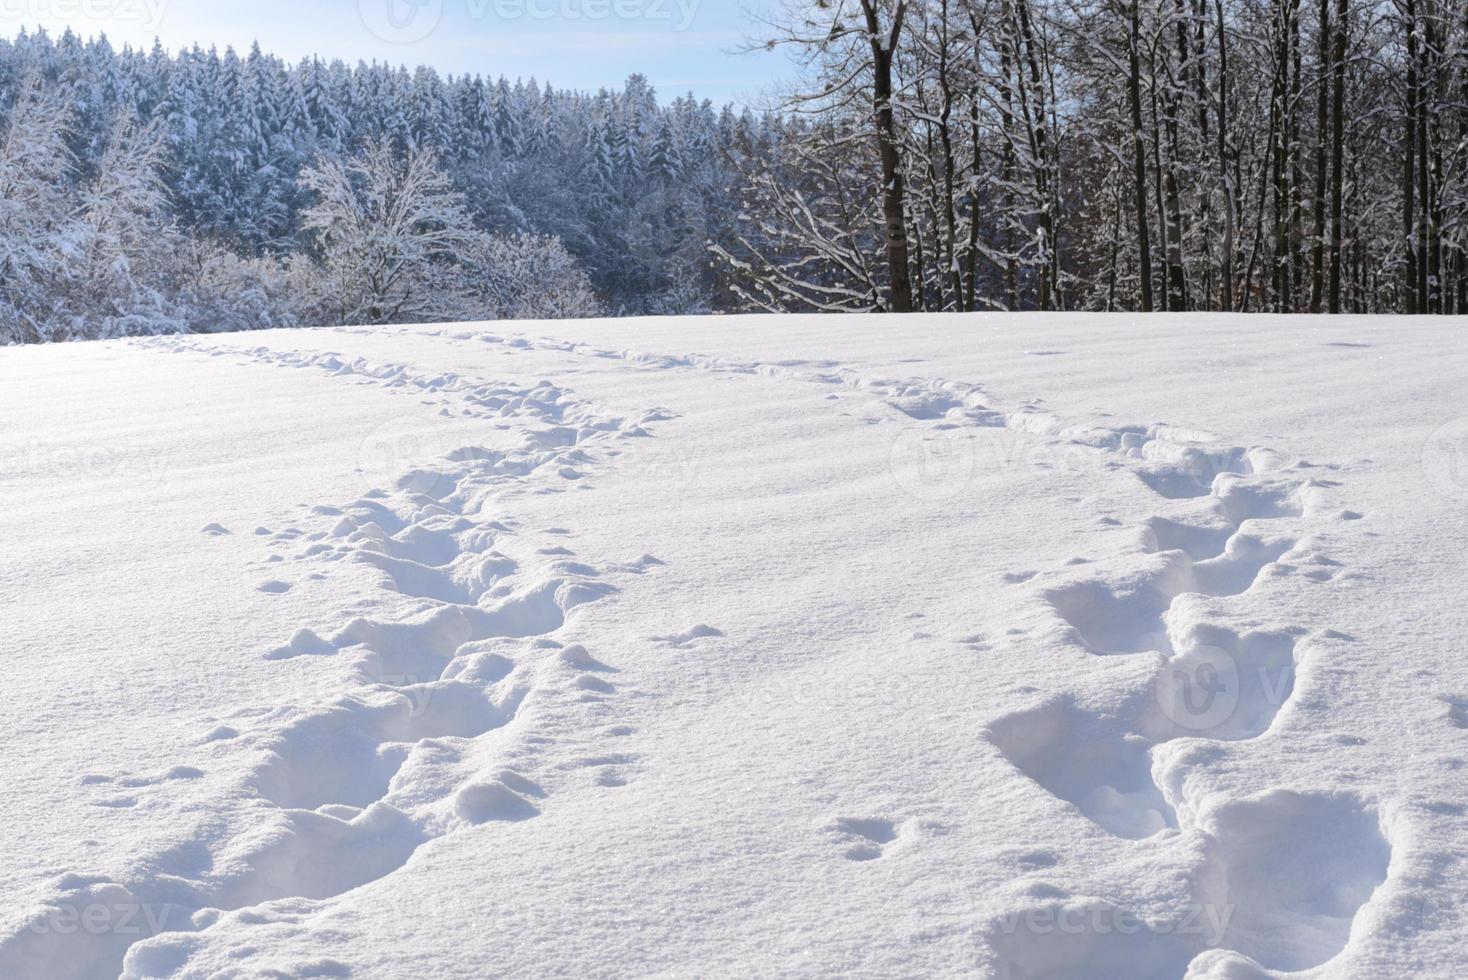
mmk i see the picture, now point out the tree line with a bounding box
[1,5,1463,343]
[0,28,779,342]
[716,0,1468,315]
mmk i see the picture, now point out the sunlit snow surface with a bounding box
[1,314,1464,979]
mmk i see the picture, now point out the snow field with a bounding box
[0,314,1463,978]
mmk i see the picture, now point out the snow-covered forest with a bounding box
[718,0,1468,316]
[0,29,762,343]
[2,0,1466,343]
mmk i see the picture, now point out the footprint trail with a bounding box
[0,338,672,980]
[412,327,1397,979]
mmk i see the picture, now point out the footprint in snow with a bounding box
[258,580,292,594]
[1442,697,1468,729]
[576,676,616,695]
[84,767,203,792]
[1011,849,1060,871]
[621,554,667,574]
[454,779,541,825]
[651,625,724,648]
[200,523,232,536]
[559,645,616,673]
[830,817,901,862]
[264,628,336,661]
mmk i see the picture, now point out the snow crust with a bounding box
[0,313,1464,978]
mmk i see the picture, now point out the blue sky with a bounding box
[4,0,791,106]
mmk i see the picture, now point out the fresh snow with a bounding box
[0,313,1465,979]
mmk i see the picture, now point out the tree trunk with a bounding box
[1014,0,1055,309]
[996,2,1021,309]
[1418,3,1436,313]
[966,77,983,312]
[1402,0,1419,313]
[935,0,966,310]
[1217,0,1236,311]
[1309,0,1330,311]
[1327,0,1347,313]
[862,0,915,313]
[1128,0,1156,312]
[1161,1,1190,310]
[1270,0,1294,310]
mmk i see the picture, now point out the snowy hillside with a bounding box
[1,313,1465,979]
